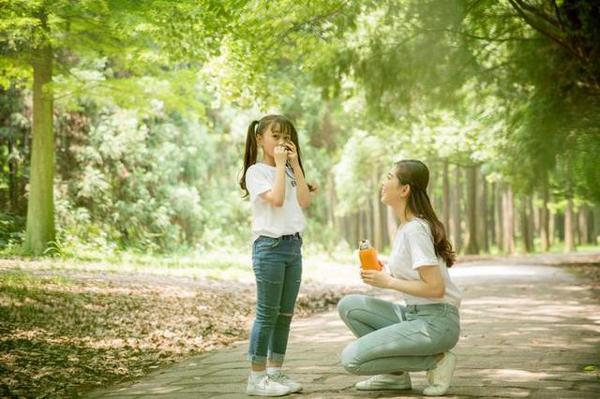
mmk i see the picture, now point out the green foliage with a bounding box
[0,211,24,248]
[0,0,598,256]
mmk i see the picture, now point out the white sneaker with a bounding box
[246,375,292,396]
[355,373,412,391]
[423,352,457,396]
[268,371,303,393]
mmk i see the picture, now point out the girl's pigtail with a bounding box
[240,120,260,197]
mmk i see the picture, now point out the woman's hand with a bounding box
[361,269,394,289]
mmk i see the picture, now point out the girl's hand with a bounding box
[274,145,288,167]
[361,269,394,289]
[285,141,299,167]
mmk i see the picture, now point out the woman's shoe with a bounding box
[355,373,412,391]
[423,352,456,396]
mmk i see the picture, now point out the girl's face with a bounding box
[258,124,292,158]
[380,166,410,206]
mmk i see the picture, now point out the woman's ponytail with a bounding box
[396,160,456,267]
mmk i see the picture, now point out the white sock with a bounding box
[267,366,281,375]
[250,370,266,381]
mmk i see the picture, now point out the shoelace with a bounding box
[269,372,291,383]
[259,376,276,388]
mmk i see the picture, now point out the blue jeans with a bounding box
[248,235,303,365]
[338,295,460,374]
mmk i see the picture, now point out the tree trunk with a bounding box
[326,172,335,229]
[519,196,527,253]
[556,211,564,246]
[478,170,489,253]
[495,183,503,251]
[357,211,364,246]
[502,185,515,255]
[591,205,600,245]
[451,165,462,253]
[366,200,373,246]
[549,210,556,247]
[574,207,581,246]
[578,206,589,245]
[489,182,496,249]
[527,195,535,251]
[7,139,18,213]
[24,42,55,256]
[539,182,550,251]
[380,199,389,249]
[465,165,479,254]
[520,195,533,253]
[386,205,397,246]
[442,160,450,236]
[348,215,357,249]
[372,168,382,251]
[564,198,575,252]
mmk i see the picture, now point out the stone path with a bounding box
[86,260,600,398]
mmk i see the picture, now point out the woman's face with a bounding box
[258,124,292,158]
[381,166,409,206]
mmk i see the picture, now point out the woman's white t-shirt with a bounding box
[388,218,462,308]
[245,163,306,242]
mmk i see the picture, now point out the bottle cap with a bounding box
[359,239,371,250]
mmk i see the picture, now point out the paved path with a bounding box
[87,261,600,398]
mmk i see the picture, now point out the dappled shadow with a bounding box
[281,262,600,397]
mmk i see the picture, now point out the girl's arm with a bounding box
[259,165,286,207]
[259,146,288,207]
[286,142,311,208]
[291,163,311,208]
[361,266,446,298]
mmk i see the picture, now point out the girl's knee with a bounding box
[255,304,280,325]
[275,312,293,327]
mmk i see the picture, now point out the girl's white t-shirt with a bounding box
[388,218,462,308]
[245,163,306,242]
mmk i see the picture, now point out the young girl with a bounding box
[239,115,315,396]
[337,159,462,396]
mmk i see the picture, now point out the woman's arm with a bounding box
[361,266,446,298]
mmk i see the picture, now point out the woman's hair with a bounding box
[395,159,456,267]
[239,114,313,197]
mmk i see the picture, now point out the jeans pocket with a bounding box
[255,236,280,251]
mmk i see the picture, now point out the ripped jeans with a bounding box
[248,234,303,366]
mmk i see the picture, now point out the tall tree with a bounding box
[464,164,479,254]
[1,0,240,253]
[1,0,349,254]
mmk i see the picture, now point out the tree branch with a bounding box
[506,0,583,61]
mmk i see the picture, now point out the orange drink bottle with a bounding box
[358,240,381,271]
